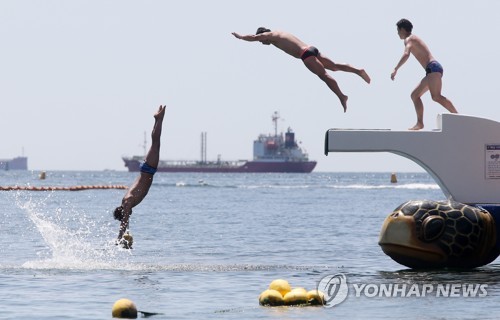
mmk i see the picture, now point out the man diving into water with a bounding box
[113,105,166,248]
[232,27,371,112]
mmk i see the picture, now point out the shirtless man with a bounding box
[232,27,371,112]
[113,105,166,247]
[391,19,458,130]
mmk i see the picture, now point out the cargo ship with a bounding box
[122,112,317,173]
[0,156,28,170]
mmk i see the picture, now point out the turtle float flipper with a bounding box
[379,200,500,269]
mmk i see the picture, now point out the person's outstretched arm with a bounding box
[117,206,131,240]
[391,42,412,80]
[232,32,269,42]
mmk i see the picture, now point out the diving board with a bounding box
[324,113,500,205]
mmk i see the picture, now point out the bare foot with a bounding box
[408,123,424,130]
[154,105,166,120]
[340,95,348,113]
[359,69,371,84]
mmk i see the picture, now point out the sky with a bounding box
[1,0,499,172]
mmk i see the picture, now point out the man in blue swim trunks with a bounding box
[232,28,371,112]
[391,19,458,130]
[113,105,166,245]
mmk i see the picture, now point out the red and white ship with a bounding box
[122,112,316,173]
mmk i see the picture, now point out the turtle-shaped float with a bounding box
[379,200,500,268]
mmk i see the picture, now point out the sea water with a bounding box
[0,171,499,319]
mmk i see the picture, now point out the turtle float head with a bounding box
[379,200,499,269]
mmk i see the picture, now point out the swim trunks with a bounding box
[140,161,157,175]
[300,46,319,61]
[425,60,443,75]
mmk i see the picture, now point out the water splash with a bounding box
[13,192,132,270]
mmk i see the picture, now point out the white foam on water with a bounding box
[242,184,311,189]
[328,183,440,190]
[13,193,135,270]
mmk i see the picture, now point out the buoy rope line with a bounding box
[0,185,128,191]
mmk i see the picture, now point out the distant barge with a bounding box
[0,156,27,170]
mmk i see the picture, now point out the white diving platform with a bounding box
[325,114,500,205]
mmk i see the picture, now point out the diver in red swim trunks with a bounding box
[232,28,371,112]
[391,19,458,130]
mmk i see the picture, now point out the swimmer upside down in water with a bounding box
[113,105,166,247]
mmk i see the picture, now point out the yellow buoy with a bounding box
[306,289,325,305]
[292,287,307,295]
[112,298,137,319]
[258,289,284,306]
[268,279,291,297]
[283,288,308,306]
[390,172,398,183]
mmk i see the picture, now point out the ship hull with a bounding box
[123,158,316,173]
[0,157,28,170]
[123,112,317,173]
